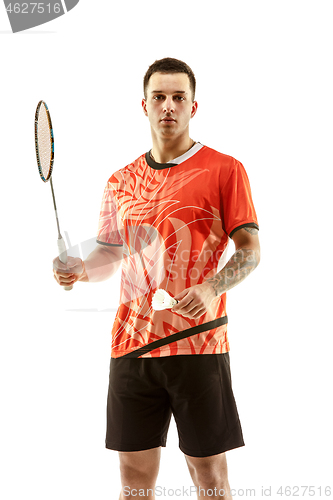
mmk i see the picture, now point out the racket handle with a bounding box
[57,236,73,291]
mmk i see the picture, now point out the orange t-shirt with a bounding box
[97,144,259,358]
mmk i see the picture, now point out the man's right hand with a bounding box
[53,256,85,287]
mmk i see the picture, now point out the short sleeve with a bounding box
[96,181,123,246]
[220,159,259,238]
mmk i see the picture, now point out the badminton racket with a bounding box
[34,100,72,291]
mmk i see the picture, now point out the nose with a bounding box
[163,96,174,113]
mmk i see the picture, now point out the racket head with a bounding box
[34,100,54,182]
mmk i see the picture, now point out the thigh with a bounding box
[119,446,162,473]
[166,353,245,457]
[105,358,173,452]
[185,450,228,475]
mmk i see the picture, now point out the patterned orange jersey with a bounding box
[97,144,259,358]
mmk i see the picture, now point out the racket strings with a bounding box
[36,104,53,180]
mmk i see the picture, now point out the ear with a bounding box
[142,98,148,116]
[191,100,198,118]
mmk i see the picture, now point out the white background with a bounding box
[0,1,332,499]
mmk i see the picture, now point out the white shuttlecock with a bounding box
[152,289,178,311]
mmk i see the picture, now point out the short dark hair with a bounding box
[143,57,196,101]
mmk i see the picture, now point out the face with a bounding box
[142,72,198,141]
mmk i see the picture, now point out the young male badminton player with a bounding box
[53,57,260,500]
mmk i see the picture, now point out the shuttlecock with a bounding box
[152,289,178,311]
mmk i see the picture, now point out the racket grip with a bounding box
[57,236,73,291]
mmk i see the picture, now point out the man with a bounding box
[53,57,260,499]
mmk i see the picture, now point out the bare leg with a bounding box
[118,447,161,499]
[185,452,233,499]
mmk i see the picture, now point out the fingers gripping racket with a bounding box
[34,100,72,291]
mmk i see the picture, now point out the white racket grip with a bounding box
[57,236,73,291]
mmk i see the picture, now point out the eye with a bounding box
[174,95,185,101]
[153,95,164,100]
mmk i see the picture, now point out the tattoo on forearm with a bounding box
[206,247,260,296]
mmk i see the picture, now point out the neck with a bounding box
[150,133,195,164]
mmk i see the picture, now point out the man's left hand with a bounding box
[171,282,217,319]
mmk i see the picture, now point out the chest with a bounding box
[116,166,220,227]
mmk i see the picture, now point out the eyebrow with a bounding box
[150,90,187,94]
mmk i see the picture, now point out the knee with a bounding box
[120,461,158,488]
[193,466,230,492]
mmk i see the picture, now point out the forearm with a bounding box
[206,247,260,296]
[78,245,122,283]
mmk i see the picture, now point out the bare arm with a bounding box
[53,243,123,287]
[78,243,123,283]
[206,227,260,296]
[172,227,260,319]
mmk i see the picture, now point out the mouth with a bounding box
[161,117,176,123]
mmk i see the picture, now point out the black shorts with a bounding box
[105,353,244,458]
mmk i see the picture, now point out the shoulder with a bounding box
[199,144,240,164]
[199,145,244,177]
